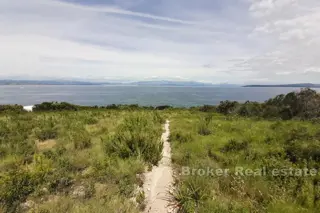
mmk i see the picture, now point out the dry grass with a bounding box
[36,139,57,151]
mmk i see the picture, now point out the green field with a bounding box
[0,110,163,213]
[1,88,320,213]
[168,111,320,212]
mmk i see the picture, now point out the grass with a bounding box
[0,109,164,213]
[104,113,163,166]
[1,103,320,213]
[168,111,320,213]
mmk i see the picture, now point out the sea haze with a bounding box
[2,85,320,107]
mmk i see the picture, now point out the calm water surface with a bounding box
[1,85,319,107]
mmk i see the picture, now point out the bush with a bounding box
[263,88,320,120]
[73,132,92,150]
[221,139,249,153]
[286,126,312,142]
[0,170,41,211]
[84,117,99,125]
[172,177,211,213]
[237,101,262,117]
[33,102,78,112]
[198,105,217,112]
[198,116,212,136]
[285,141,320,163]
[279,107,294,120]
[0,105,24,113]
[170,131,193,143]
[36,127,58,141]
[217,101,239,115]
[155,105,172,110]
[212,88,320,121]
[198,122,211,136]
[262,105,280,119]
[105,104,120,110]
[105,114,163,165]
[0,146,7,158]
[152,111,165,124]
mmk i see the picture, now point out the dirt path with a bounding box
[143,120,175,213]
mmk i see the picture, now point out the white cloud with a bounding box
[0,0,320,83]
[276,71,291,75]
[244,0,320,83]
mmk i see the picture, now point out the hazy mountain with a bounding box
[0,79,241,87]
[131,80,213,86]
[0,80,102,85]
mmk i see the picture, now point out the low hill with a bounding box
[244,83,320,88]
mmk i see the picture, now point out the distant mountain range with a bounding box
[243,83,320,88]
[2,80,319,88]
[0,80,101,85]
[0,80,239,87]
[131,80,221,87]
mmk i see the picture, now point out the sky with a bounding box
[1,0,320,84]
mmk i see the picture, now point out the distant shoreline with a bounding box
[0,80,238,87]
[243,84,320,88]
[2,84,318,87]
[0,84,237,88]
[3,84,320,89]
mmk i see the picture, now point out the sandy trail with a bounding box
[143,120,175,213]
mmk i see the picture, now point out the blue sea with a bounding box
[1,85,319,107]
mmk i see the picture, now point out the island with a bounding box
[243,83,320,88]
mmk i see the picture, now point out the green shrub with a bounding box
[198,122,211,136]
[217,101,239,115]
[155,105,172,110]
[72,132,92,150]
[0,170,42,211]
[197,115,212,136]
[280,107,294,120]
[170,131,193,143]
[152,111,165,124]
[36,127,58,141]
[262,105,280,118]
[285,126,312,142]
[263,88,320,120]
[85,117,99,125]
[221,139,249,153]
[172,177,211,213]
[0,105,24,113]
[0,146,7,158]
[207,149,225,162]
[35,118,59,141]
[33,102,78,111]
[105,104,120,109]
[237,101,262,117]
[198,105,217,112]
[105,114,163,165]
[48,175,73,193]
[285,140,320,163]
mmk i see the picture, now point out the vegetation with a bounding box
[32,102,172,112]
[0,105,24,113]
[193,88,320,121]
[33,102,78,111]
[168,107,320,212]
[104,113,163,166]
[0,109,163,213]
[1,88,320,213]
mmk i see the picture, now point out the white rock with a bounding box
[71,186,86,198]
[23,105,34,112]
[20,200,35,211]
